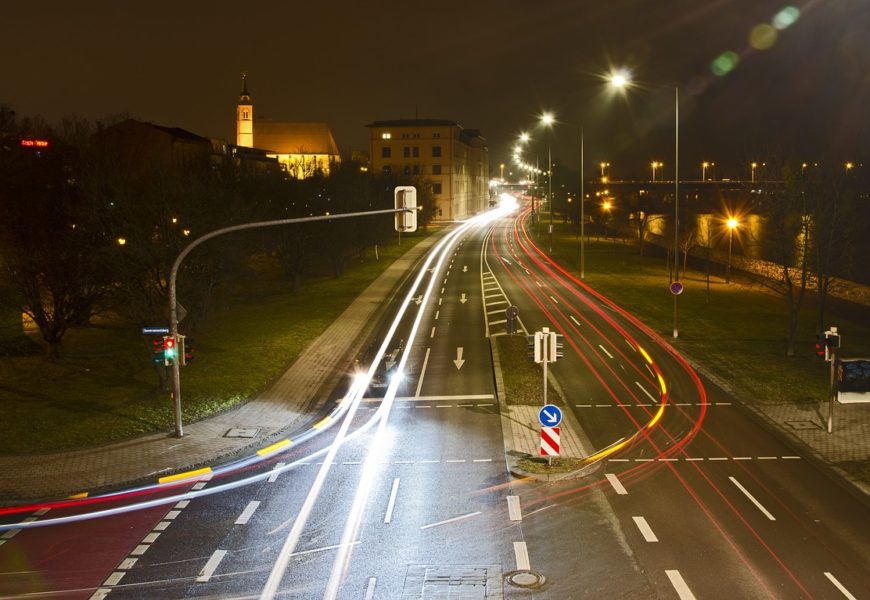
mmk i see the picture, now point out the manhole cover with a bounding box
[224,427,260,438]
[785,420,821,430]
[506,570,546,589]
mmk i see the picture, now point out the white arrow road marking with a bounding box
[414,295,422,305]
[729,476,776,520]
[460,293,468,303]
[453,347,465,370]
[462,265,468,272]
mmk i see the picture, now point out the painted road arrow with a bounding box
[453,347,465,370]
[414,295,423,305]
[462,265,468,272]
[460,293,467,304]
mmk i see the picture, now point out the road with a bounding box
[1,202,868,599]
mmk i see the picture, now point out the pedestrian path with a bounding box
[0,234,441,502]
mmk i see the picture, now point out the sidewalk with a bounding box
[0,234,441,503]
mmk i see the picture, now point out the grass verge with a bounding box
[0,233,431,454]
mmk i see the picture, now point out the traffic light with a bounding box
[815,334,826,358]
[152,338,165,365]
[179,335,194,365]
[394,186,417,232]
[162,336,177,366]
[527,334,542,363]
[550,333,564,361]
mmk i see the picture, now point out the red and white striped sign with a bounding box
[540,426,561,456]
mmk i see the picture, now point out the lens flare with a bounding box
[750,24,777,50]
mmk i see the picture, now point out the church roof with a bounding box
[255,121,339,156]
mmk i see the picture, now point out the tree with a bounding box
[754,163,810,356]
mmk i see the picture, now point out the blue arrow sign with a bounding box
[538,404,563,427]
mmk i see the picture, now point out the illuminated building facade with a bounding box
[235,75,340,178]
[367,119,489,220]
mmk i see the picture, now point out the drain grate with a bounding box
[403,565,503,599]
[224,427,260,438]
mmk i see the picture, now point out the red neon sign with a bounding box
[20,139,49,148]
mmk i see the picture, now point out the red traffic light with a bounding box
[164,337,176,350]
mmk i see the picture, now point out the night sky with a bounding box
[4,0,868,180]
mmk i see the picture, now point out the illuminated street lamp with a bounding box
[651,160,663,182]
[602,199,612,238]
[751,161,758,183]
[600,161,610,180]
[726,217,738,283]
[541,112,555,252]
[611,70,681,338]
[500,163,505,180]
[845,161,854,171]
[701,161,714,181]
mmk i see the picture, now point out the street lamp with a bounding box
[701,161,713,181]
[651,160,663,182]
[726,217,738,283]
[602,200,612,238]
[600,161,609,179]
[541,112,555,252]
[751,161,758,183]
[611,70,681,338]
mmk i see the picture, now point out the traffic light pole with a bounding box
[168,206,412,437]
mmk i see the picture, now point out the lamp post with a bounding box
[541,112,555,252]
[702,161,713,181]
[751,161,758,183]
[580,128,585,279]
[611,71,680,338]
[602,200,612,238]
[651,161,662,182]
[726,217,737,283]
[599,161,609,180]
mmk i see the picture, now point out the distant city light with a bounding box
[773,6,800,30]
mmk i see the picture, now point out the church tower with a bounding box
[236,74,253,147]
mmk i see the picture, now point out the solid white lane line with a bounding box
[513,541,531,571]
[570,315,581,326]
[196,549,227,583]
[365,577,377,600]
[824,572,857,600]
[103,571,125,586]
[235,501,261,525]
[606,473,628,495]
[415,347,431,398]
[635,381,657,403]
[420,511,482,530]
[384,478,400,524]
[729,476,776,521]
[598,344,613,358]
[268,462,286,483]
[665,570,697,600]
[507,496,522,521]
[632,516,659,542]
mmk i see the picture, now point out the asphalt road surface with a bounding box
[1,203,867,599]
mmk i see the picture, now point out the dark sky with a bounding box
[4,0,868,179]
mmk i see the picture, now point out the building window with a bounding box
[382,147,391,158]
[432,146,442,157]
[413,146,419,157]
[403,165,411,176]
[412,165,420,175]
[433,183,442,194]
[242,110,249,119]
[382,165,392,174]
[403,146,410,158]
[432,164,442,175]
[381,132,392,139]
[433,133,441,138]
